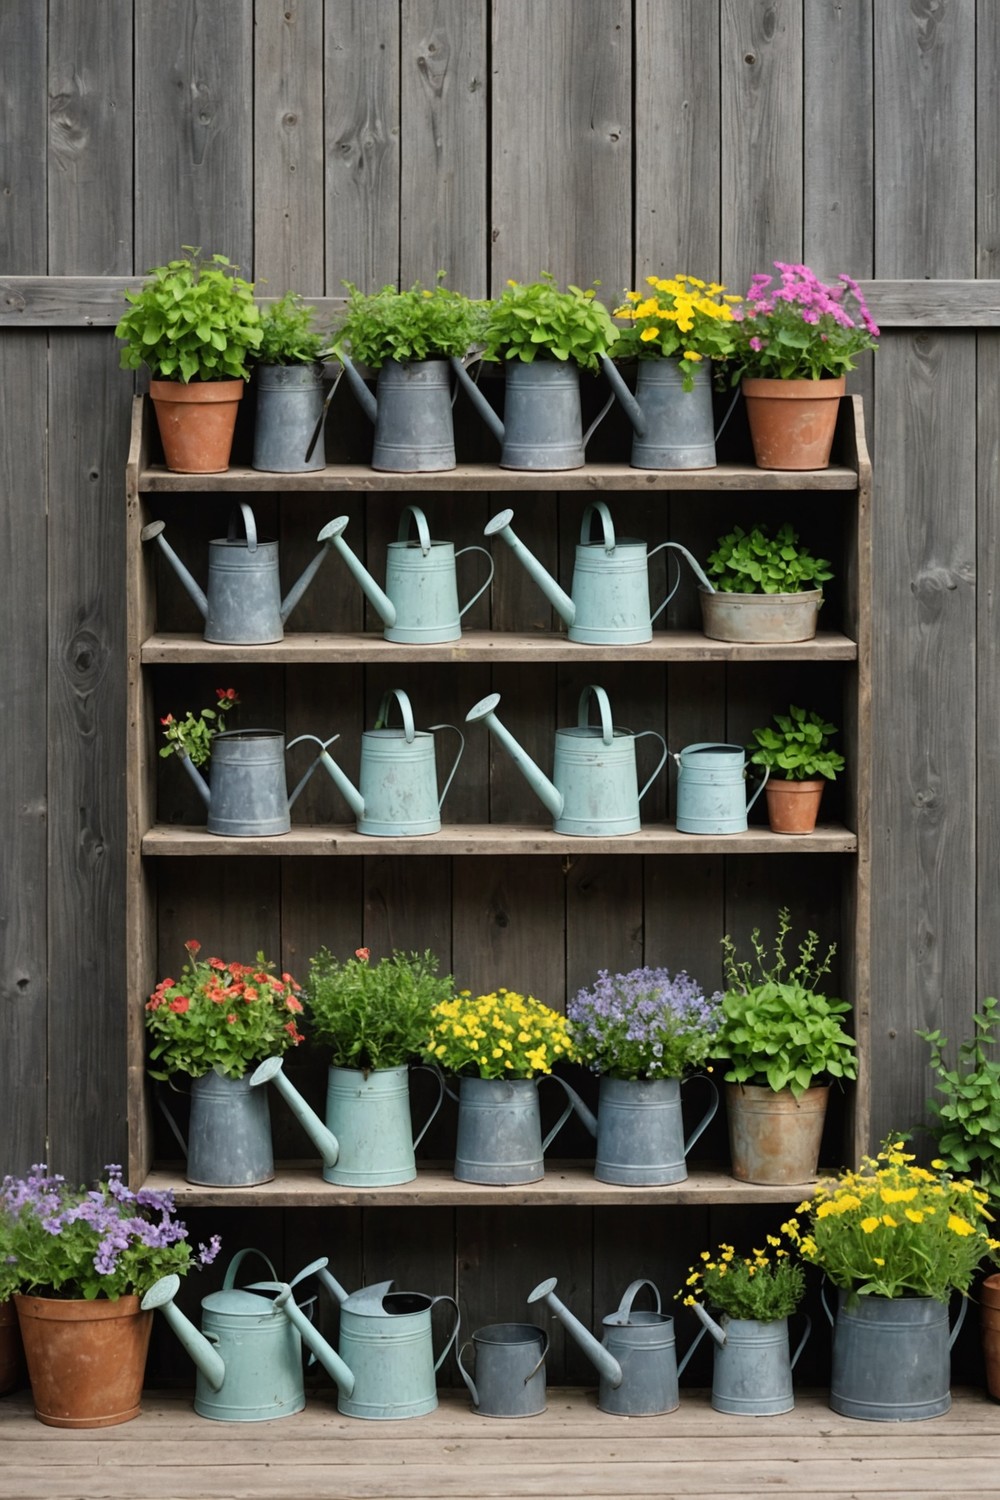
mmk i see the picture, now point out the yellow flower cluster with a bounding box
[613,274,741,386]
[677,1232,804,1320]
[785,1141,1000,1301]
[423,989,575,1080]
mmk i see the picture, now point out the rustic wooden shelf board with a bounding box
[141,628,858,665]
[141,822,858,856]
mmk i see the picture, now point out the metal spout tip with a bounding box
[141,520,166,542]
[484,509,514,537]
[318,516,350,543]
[527,1277,558,1304]
[466,691,501,724]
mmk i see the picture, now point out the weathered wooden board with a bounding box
[0,1,46,274]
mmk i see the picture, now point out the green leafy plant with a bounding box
[115,248,263,382]
[715,908,857,1097]
[678,1230,805,1321]
[145,940,305,1080]
[422,989,577,1079]
[612,273,741,390]
[482,273,619,372]
[918,996,1000,1197]
[749,704,845,782]
[332,274,486,368]
[706,522,833,595]
[256,292,328,365]
[729,261,879,383]
[306,947,454,1073]
[159,687,239,767]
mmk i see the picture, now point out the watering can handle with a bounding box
[227,502,258,554]
[580,500,616,554]
[745,760,770,813]
[631,730,669,803]
[677,1318,709,1378]
[453,545,495,619]
[680,1072,720,1157]
[456,1340,479,1408]
[428,1294,462,1373]
[949,1291,969,1349]
[376,688,416,743]
[616,1278,663,1319]
[645,545,683,624]
[790,1310,812,1370]
[223,1247,280,1290]
[156,1081,189,1160]
[397,505,433,556]
[578,684,615,747]
[583,382,617,450]
[285,732,341,810]
[537,1073,578,1154]
[715,383,742,444]
[427,723,465,810]
[407,1063,447,1151]
[526,1326,550,1383]
[820,1279,835,1327]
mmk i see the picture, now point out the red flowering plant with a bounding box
[145,940,305,1080]
[160,687,239,767]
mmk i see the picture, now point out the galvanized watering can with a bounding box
[250,1055,445,1187]
[141,1250,349,1422]
[294,688,465,835]
[142,502,337,644]
[672,742,769,835]
[465,684,668,837]
[338,355,459,472]
[688,1302,812,1416]
[597,356,741,470]
[177,728,332,837]
[822,1286,967,1422]
[485,501,678,645]
[557,1073,719,1185]
[253,361,328,473]
[450,357,615,471]
[320,505,494,643]
[457,1323,549,1418]
[528,1277,699,1416]
[448,1074,581,1184]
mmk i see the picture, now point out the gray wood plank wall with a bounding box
[1,2,996,1261]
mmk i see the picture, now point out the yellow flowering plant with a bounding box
[613,274,741,390]
[422,989,576,1080]
[678,1230,805,1321]
[785,1141,1000,1302]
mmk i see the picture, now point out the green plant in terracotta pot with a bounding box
[116,248,263,474]
[748,703,845,834]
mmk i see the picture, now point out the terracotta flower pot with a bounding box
[765,778,826,834]
[14,1293,153,1428]
[726,1081,829,1185]
[149,378,244,474]
[741,376,845,470]
[980,1273,1000,1399]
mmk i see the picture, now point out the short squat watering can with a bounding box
[338,354,459,472]
[672,742,769,835]
[457,1323,549,1418]
[598,356,741,470]
[465,684,667,837]
[485,501,678,645]
[688,1302,812,1416]
[450,357,615,471]
[178,728,332,837]
[528,1277,698,1416]
[158,1067,286,1188]
[294,688,465,835]
[320,506,494,643]
[141,1249,351,1422]
[142,502,337,644]
[558,1073,719,1185]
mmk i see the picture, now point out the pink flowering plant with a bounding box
[730,261,878,382]
[0,1164,220,1300]
[567,967,723,1080]
[145,940,305,1081]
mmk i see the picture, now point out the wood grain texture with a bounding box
[804,0,874,278]
[0,1,46,273]
[976,334,1000,1000]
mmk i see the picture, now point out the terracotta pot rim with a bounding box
[766,777,829,791]
[741,375,847,398]
[14,1293,143,1321]
[149,378,245,404]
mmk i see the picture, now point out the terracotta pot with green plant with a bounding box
[729,262,878,470]
[251,291,331,473]
[714,908,857,1185]
[116,248,262,473]
[749,704,845,834]
[700,521,834,643]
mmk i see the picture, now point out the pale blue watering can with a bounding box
[672,742,769,835]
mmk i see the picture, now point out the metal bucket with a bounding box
[600,1280,689,1417]
[674,742,768,835]
[708,1313,811,1416]
[204,730,294,837]
[726,1082,829,1186]
[630,359,718,470]
[699,586,823,643]
[371,359,457,473]
[452,1075,576,1184]
[457,1323,548,1417]
[163,1072,274,1188]
[322,1064,444,1187]
[593,1074,718,1186]
[825,1289,967,1422]
[252,362,326,473]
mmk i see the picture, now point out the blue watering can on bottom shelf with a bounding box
[672,742,769,834]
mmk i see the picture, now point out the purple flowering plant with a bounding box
[730,262,878,382]
[567,967,723,1081]
[0,1164,221,1301]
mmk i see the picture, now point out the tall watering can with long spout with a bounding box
[597,354,741,470]
[337,353,459,472]
[142,502,337,644]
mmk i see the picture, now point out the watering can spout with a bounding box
[178,751,212,810]
[484,510,575,628]
[271,1283,357,1398]
[249,1057,340,1168]
[597,355,647,438]
[689,1300,727,1347]
[142,1274,227,1393]
[465,693,563,820]
[319,516,397,629]
[141,520,208,619]
[558,1078,598,1139]
[449,355,505,447]
[337,352,378,425]
[278,525,339,624]
[527,1277,623,1388]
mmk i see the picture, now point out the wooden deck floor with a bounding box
[2,1387,999,1500]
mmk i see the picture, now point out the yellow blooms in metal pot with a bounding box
[613,273,741,389]
[422,989,576,1079]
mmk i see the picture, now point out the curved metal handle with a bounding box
[408,1063,446,1150]
[580,500,617,554]
[645,542,683,625]
[397,505,433,556]
[426,723,465,810]
[677,1319,708,1377]
[537,1072,577,1153]
[525,1326,550,1383]
[454,545,495,618]
[949,1291,969,1349]
[631,730,669,803]
[820,1279,835,1327]
[456,1340,479,1407]
[223,1246,279,1290]
[577,683,615,747]
[789,1310,812,1370]
[616,1278,663,1319]
[714,384,742,443]
[156,1085,188,1160]
[376,687,416,743]
[745,761,770,813]
[429,1294,462,1373]
[227,502,258,553]
[285,731,341,810]
[679,1073,720,1157]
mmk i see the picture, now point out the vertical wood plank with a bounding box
[803,0,874,277]
[0,1,46,272]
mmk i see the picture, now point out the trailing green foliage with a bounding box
[256,292,328,365]
[706,522,833,595]
[159,688,239,767]
[482,273,619,372]
[306,947,454,1072]
[918,995,1000,1198]
[116,248,263,382]
[749,704,845,782]
[333,276,486,368]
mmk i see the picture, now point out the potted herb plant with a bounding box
[251,291,331,473]
[450,273,621,470]
[331,275,487,472]
[748,703,846,834]
[421,987,579,1184]
[700,521,834,643]
[566,965,722,1184]
[116,248,263,474]
[0,1162,220,1426]
[678,1228,808,1415]
[729,261,879,470]
[601,273,742,469]
[786,1141,999,1421]
[714,908,857,1184]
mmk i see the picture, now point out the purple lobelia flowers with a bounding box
[567,967,723,1081]
[0,1163,220,1300]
